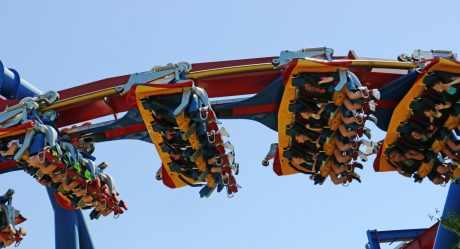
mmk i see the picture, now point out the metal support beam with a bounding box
[47,188,94,249]
[366,228,427,249]
[0,60,42,99]
[76,210,94,249]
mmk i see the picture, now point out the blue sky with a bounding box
[1,0,458,248]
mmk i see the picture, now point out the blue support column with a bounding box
[46,188,94,249]
[0,60,42,99]
[367,230,381,249]
[76,211,94,249]
[46,188,79,249]
[433,177,460,249]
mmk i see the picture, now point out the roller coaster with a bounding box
[0,47,458,248]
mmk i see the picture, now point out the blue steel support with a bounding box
[47,188,78,249]
[76,211,94,249]
[0,60,42,99]
[433,177,460,249]
[367,230,381,249]
[46,188,94,249]
[366,229,427,249]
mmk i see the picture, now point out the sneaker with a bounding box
[450,176,459,184]
[351,173,362,183]
[234,163,240,175]
[227,153,235,164]
[119,200,128,210]
[17,227,26,236]
[413,174,423,183]
[363,128,372,139]
[353,162,364,170]
[89,209,101,220]
[313,174,324,185]
[371,89,381,100]
[5,189,15,197]
[361,140,376,155]
[367,114,378,124]
[155,170,162,180]
[218,127,230,137]
[223,141,234,151]
[98,162,108,171]
[111,193,120,203]
[358,151,368,162]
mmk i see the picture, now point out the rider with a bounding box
[0,189,26,247]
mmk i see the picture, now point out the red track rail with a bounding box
[0,55,408,127]
[402,223,439,249]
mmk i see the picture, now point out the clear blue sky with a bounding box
[1,1,458,248]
